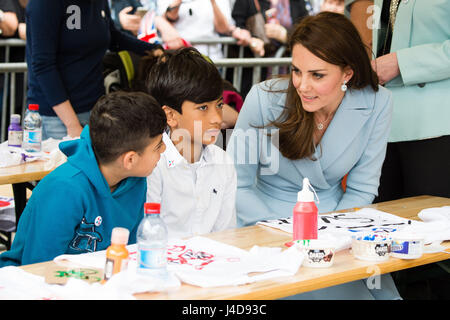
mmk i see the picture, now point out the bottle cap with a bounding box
[297,177,319,202]
[110,227,130,245]
[144,202,161,214]
[28,104,39,111]
[10,114,21,123]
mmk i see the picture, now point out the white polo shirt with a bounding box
[146,132,237,239]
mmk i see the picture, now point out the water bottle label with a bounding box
[138,247,166,269]
[24,129,41,145]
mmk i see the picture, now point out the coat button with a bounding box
[418,83,426,88]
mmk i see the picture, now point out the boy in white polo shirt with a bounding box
[145,47,237,239]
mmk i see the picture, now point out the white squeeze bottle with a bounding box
[137,203,168,277]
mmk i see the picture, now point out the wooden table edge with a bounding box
[218,250,450,300]
[16,195,450,300]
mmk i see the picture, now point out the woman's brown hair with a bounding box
[266,11,378,160]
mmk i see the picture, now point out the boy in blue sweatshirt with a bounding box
[0,91,166,266]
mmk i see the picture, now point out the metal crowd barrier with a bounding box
[0,39,28,142]
[0,62,28,142]
[214,57,292,93]
[188,37,288,81]
[0,58,292,142]
[0,37,291,142]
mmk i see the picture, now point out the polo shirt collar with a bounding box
[162,131,214,168]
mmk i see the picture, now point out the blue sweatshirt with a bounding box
[26,0,158,116]
[0,126,146,266]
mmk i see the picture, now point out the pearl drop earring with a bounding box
[341,80,348,92]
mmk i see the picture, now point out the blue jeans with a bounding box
[41,111,91,140]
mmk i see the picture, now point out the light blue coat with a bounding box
[227,78,393,227]
[346,0,450,142]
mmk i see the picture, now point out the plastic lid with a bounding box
[297,177,315,202]
[28,104,39,111]
[10,114,21,123]
[110,227,130,245]
[144,202,161,214]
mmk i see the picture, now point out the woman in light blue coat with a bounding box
[227,12,400,299]
[228,12,393,227]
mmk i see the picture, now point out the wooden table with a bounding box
[20,195,450,300]
[0,160,55,186]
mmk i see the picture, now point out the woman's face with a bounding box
[291,44,353,115]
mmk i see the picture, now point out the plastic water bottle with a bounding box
[8,114,23,147]
[22,104,42,152]
[137,203,168,277]
[293,177,318,241]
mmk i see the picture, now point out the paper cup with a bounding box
[391,231,424,259]
[351,232,392,262]
[294,240,335,268]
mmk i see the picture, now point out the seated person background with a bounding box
[158,0,233,60]
[0,91,167,266]
[145,48,237,239]
[109,0,188,50]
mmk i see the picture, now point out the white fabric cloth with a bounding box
[156,0,232,59]
[54,236,304,289]
[418,206,450,223]
[0,266,135,300]
[257,207,450,247]
[0,138,68,168]
[257,208,416,251]
[147,132,237,239]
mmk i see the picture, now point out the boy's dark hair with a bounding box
[145,47,223,114]
[89,91,167,164]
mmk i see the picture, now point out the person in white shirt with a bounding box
[157,0,233,59]
[145,47,237,239]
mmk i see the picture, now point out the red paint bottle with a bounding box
[293,178,318,241]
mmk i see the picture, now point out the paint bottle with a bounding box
[103,227,130,281]
[293,178,318,241]
[8,114,23,147]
